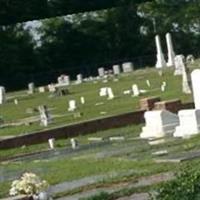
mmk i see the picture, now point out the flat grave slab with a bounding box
[154,150,200,163]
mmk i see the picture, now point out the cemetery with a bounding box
[1,57,200,199]
[2,1,200,200]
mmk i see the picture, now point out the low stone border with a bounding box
[0,110,145,149]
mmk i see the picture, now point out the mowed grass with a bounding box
[0,68,193,137]
[0,66,198,198]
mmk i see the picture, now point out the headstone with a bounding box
[146,80,151,87]
[28,82,35,94]
[113,65,121,75]
[174,109,200,138]
[68,100,76,111]
[122,62,134,73]
[155,35,167,69]
[38,86,46,93]
[107,87,114,100]
[166,33,175,67]
[98,68,105,77]
[48,84,56,93]
[80,96,85,104]
[48,138,55,149]
[109,136,125,141]
[102,79,108,83]
[161,82,166,92]
[123,90,131,95]
[182,58,192,94]
[76,74,83,84]
[140,110,179,139]
[14,99,18,105]
[186,54,195,64]
[174,55,185,76]
[99,87,108,97]
[58,75,70,85]
[70,138,78,149]
[191,69,200,109]
[38,105,51,127]
[132,84,140,96]
[0,86,6,104]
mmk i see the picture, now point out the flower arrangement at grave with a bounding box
[9,172,49,197]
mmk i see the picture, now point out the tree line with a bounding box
[0,0,200,90]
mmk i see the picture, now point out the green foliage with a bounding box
[80,192,110,200]
[151,164,200,200]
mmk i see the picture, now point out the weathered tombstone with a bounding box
[122,62,134,73]
[166,33,175,67]
[113,65,121,75]
[38,86,46,93]
[186,54,195,64]
[182,57,192,94]
[48,138,55,149]
[132,84,140,96]
[76,74,83,84]
[174,110,200,138]
[107,87,114,100]
[70,138,78,149]
[140,110,179,139]
[68,100,76,111]
[28,82,35,94]
[174,55,184,76]
[98,68,105,77]
[191,69,200,109]
[99,87,108,97]
[0,86,6,104]
[38,105,51,127]
[80,96,85,104]
[155,35,167,69]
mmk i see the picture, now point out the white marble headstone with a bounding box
[174,109,200,138]
[68,100,76,111]
[174,55,184,76]
[80,96,85,104]
[182,58,192,94]
[132,84,140,96]
[28,82,35,94]
[48,84,56,92]
[113,65,121,75]
[98,68,105,77]
[0,86,6,104]
[166,33,175,67]
[38,105,51,127]
[99,87,108,97]
[122,62,134,73]
[107,87,114,100]
[191,69,200,109]
[155,35,167,69]
[48,138,55,149]
[186,55,195,64]
[140,110,179,139]
[70,138,78,149]
[38,86,46,93]
[146,80,151,88]
[76,74,83,84]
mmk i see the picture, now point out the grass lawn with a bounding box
[0,64,199,199]
[0,68,193,137]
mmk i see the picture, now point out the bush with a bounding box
[150,165,200,200]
